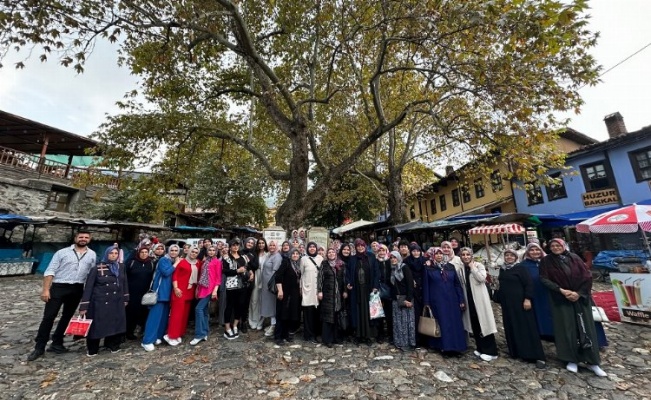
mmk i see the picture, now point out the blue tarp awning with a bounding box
[536,205,622,228]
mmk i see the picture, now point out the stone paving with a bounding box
[2,276,650,399]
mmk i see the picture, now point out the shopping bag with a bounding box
[369,291,385,319]
[591,306,609,322]
[418,306,440,337]
[65,315,93,337]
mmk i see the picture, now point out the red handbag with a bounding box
[65,315,93,337]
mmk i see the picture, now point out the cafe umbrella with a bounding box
[576,204,651,254]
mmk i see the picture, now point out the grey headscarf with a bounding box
[389,251,404,284]
[501,248,519,270]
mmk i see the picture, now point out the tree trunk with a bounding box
[275,133,310,230]
[386,172,408,224]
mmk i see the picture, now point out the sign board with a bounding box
[526,229,538,243]
[611,272,651,326]
[308,227,329,250]
[582,188,619,208]
[263,227,287,245]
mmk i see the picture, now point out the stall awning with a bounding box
[331,220,375,235]
[468,224,525,235]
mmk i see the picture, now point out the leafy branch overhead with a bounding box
[1,0,600,228]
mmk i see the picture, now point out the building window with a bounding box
[580,161,614,191]
[451,189,460,207]
[474,178,485,199]
[491,170,503,192]
[462,184,471,203]
[430,199,437,214]
[46,190,71,212]
[439,194,447,212]
[526,183,543,206]
[545,172,567,201]
[630,147,651,182]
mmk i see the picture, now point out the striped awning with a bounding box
[468,223,525,235]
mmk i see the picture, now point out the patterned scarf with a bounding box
[199,255,213,288]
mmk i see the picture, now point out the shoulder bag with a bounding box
[141,275,161,306]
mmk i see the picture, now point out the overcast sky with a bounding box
[0,1,649,143]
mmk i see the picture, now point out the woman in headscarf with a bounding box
[248,237,268,331]
[345,239,380,346]
[318,247,346,347]
[389,251,415,351]
[79,245,129,356]
[539,239,607,377]
[458,247,498,361]
[441,240,461,268]
[164,246,201,346]
[191,245,222,345]
[520,243,554,340]
[376,244,393,344]
[274,248,302,345]
[422,248,466,355]
[403,243,427,346]
[301,241,323,344]
[496,248,546,368]
[141,245,178,351]
[523,242,609,346]
[151,243,166,267]
[280,241,292,259]
[125,246,155,340]
[338,243,353,341]
[262,240,283,337]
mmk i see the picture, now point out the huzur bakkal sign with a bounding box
[582,188,619,208]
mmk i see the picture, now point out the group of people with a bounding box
[27,231,608,378]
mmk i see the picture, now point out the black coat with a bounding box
[126,258,154,305]
[79,263,129,339]
[275,258,301,321]
[318,261,345,324]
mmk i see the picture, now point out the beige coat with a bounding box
[300,255,323,307]
[453,260,498,337]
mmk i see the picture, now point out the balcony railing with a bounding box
[0,145,121,189]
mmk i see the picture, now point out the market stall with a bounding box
[468,223,526,292]
[577,204,651,326]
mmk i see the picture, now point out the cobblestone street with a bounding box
[2,276,650,399]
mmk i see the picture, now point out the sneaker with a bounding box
[566,362,578,373]
[141,343,155,352]
[190,337,207,346]
[155,339,162,345]
[27,348,44,361]
[536,360,547,369]
[110,347,121,353]
[265,325,276,337]
[589,365,607,377]
[163,335,180,346]
[224,330,235,340]
[479,354,498,362]
[233,327,239,336]
[47,344,69,354]
[86,352,98,357]
[473,350,481,357]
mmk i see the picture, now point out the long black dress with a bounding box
[125,257,154,336]
[318,261,345,345]
[497,265,546,362]
[275,258,301,341]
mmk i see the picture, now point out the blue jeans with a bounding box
[194,296,211,339]
[142,301,170,345]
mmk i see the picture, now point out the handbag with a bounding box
[378,282,391,300]
[369,291,385,319]
[592,306,609,322]
[141,276,161,306]
[418,306,441,337]
[65,315,93,337]
[268,269,279,295]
